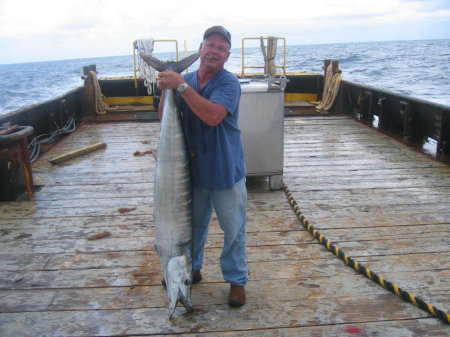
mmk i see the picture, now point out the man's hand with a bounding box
[157,70,185,90]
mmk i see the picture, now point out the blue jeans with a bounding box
[192,178,248,285]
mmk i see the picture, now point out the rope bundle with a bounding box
[136,39,156,95]
[316,64,342,111]
[283,184,450,324]
[260,36,278,77]
[90,71,113,115]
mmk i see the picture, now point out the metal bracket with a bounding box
[268,76,289,91]
[400,101,413,140]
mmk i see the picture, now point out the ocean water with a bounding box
[1,39,449,115]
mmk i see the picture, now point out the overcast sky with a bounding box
[1,0,449,64]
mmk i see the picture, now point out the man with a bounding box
[156,26,248,307]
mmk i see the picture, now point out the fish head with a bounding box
[166,254,194,318]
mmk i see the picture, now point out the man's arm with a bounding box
[179,86,227,126]
[156,70,227,126]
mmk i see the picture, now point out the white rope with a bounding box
[260,36,278,77]
[316,64,342,111]
[136,39,156,95]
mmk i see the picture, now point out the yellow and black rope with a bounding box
[283,184,450,324]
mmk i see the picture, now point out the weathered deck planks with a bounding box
[0,116,449,336]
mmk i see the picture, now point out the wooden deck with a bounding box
[0,116,449,336]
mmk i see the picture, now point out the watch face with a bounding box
[178,83,188,93]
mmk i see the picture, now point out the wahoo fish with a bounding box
[139,51,200,318]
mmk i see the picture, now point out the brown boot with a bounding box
[192,270,202,284]
[228,284,246,307]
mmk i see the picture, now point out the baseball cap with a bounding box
[203,26,231,46]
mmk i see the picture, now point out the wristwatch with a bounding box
[177,83,189,94]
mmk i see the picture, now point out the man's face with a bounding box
[200,34,231,72]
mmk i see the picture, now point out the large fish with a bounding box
[139,50,200,318]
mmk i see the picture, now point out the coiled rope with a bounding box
[283,184,450,324]
[316,64,342,111]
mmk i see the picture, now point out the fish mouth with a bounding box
[166,254,194,318]
[179,288,194,313]
[167,281,194,318]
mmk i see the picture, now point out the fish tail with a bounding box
[139,51,200,73]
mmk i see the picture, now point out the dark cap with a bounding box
[203,26,231,46]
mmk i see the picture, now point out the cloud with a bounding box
[0,0,449,64]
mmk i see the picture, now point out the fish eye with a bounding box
[184,279,191,286]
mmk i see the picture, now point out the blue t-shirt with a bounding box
[180,69,246,190]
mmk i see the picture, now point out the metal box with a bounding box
[0,125,35,201]
[238,78,286,190]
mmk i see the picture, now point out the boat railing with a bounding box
[241,37,287,77]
